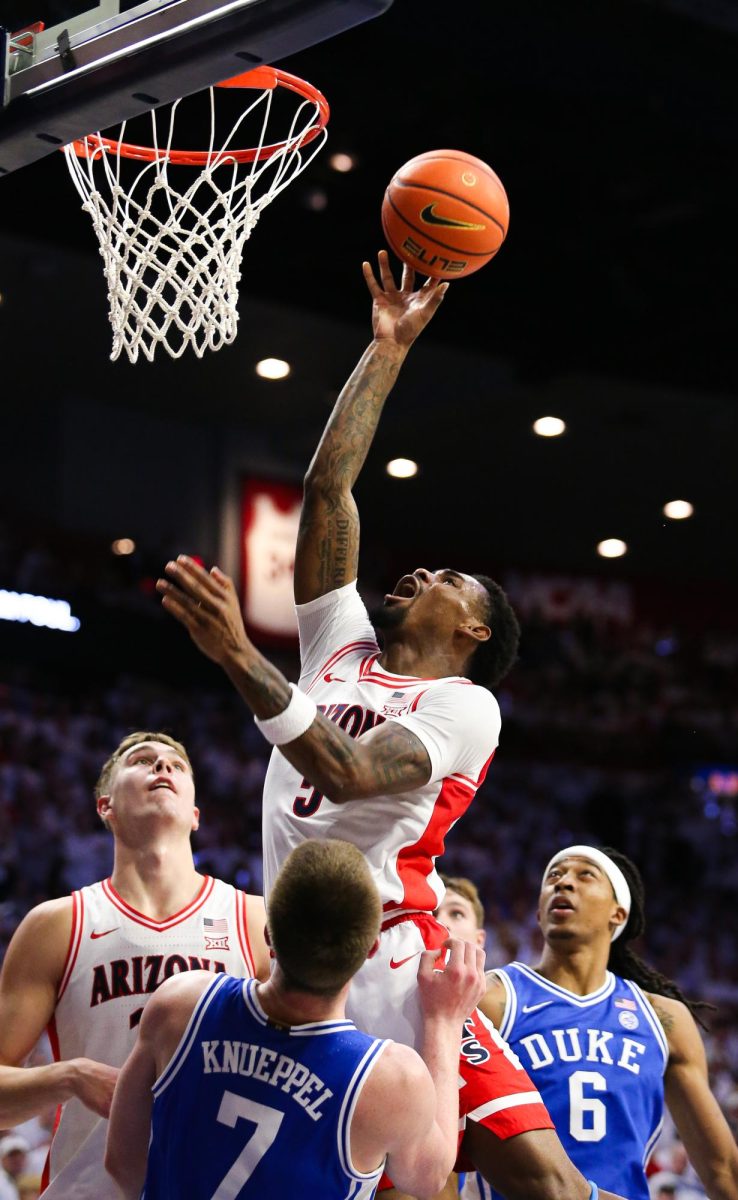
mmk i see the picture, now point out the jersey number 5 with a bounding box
[568,1070,607,1142]
[210,1091,284,1198]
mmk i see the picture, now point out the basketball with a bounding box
[381,149,509,280]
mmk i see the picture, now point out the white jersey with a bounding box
[42,876,255,1198]
[262,582,501,913]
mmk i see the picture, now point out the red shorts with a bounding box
[362,913,553,1190]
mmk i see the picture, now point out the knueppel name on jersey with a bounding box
[201,1040,334,1122]
[90,954,226,1005]
[518,1027,648,1075]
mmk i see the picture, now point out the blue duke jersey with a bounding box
[143,975,389,1199]
[485,964,668,1200]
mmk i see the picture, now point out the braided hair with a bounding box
[602,847,715,1031]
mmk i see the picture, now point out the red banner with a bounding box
[240,479,301,645]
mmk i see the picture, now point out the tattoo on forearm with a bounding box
[226,653,292,721]
[280,717,430,803]
[364,725,429,792]
[297,345,405,597]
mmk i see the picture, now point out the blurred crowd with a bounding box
[1,574,737,1197]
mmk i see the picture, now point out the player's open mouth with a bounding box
[150,780,175,792]
[549,898,574,913]
[384,575,420,604]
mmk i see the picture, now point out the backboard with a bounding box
[0,0,392,175]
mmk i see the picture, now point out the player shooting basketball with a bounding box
[159,252,626,1200]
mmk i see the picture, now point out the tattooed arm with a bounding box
[648,993,738,1200]
[158,556,432,802]
[294,252,448,604]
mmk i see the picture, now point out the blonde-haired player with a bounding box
[0,731,269,1198]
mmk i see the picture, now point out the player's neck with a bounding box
[256,971,349,1027]
[377,637,464,681]
[535,941,610,997]
[110,840,203,922]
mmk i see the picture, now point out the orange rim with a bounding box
[68,66,329,165]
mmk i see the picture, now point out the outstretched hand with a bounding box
[72,1058,120,1118]
[156,556,250,668]
[363,250,448,347]
[417,937,486,1025]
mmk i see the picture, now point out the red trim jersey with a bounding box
[41,876,255,1198]
[262,582,501,913]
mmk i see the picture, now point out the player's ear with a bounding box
[97,794,112,822]
[367,936,380,961]
[476,928,487,948]
[191,806,200,832]
[458,618,491,646]
[264,925,276,959]
[610,905,628,937]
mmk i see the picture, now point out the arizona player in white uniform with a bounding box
[0,731,269,1199]
[159,253,625,1200]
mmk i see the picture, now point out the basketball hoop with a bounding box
[63,67,329,362]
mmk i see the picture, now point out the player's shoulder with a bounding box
[296,578,365,618]
[374,1038,425,1080]
[422,675,499,712]
[1,895,74,982]
[642,991,694,1046]
[359,1040,433,1123]
[141,970,217,1037]
[479,968,509,1028]
[12,894,73,940]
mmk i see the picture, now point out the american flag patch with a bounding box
[392,691,404,698]
[615,998,637,1010]
[204,917,228,932]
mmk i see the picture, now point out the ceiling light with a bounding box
[597,538,627,559]
[663,499,694,520]
[329,152,356,173]
[304,187,328,211]
[112,538,136,556]
[532,416,566,437]
[386,458,418,479]
[256,358,291,380]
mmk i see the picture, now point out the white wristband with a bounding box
[254,684,317,745]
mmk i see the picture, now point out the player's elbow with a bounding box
[323,769,365,805]
[104,1140,140,1200]
[392,1158,453,1199]
[704,1153,738,1200]
[417,1166,454,1198]
[303,464,352,498]
[103,1139,124,1187]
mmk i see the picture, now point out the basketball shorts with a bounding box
[345,912,553,1190]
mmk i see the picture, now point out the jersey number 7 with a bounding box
[210,1091,285,1198]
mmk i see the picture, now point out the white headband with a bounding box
[542,845,631,942]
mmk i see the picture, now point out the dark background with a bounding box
[1,0,737,585]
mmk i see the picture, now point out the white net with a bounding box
[63,76,328,363]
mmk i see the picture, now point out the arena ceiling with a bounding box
[1,0,737,583]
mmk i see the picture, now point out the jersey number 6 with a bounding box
[568,1070,607,1142]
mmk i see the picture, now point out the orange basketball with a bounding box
[381,149,509,280]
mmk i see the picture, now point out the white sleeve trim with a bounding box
[295,579,359,616]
